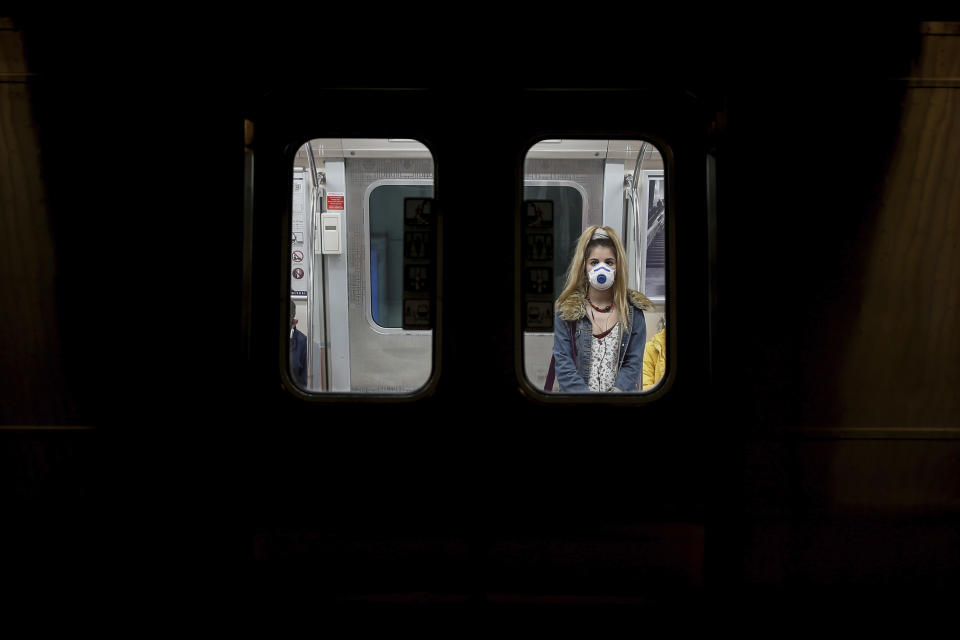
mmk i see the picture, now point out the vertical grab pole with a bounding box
[305,141,327,390]
[622,142,647,293]
[634,142,648,294]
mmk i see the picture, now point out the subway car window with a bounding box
[369,183,434,328]
[523,184,583,303]
[522,139,667,394]
[289,138,435,394]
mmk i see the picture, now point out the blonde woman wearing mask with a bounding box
[551,225,653,392]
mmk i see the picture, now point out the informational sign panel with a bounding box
[402,197,435,330]
[326,192,345,211]
[291,171,308,297]
[522,200,554,331]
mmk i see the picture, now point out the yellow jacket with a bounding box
[642,328,666,390]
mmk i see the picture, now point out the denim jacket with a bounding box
[552,289,653,392]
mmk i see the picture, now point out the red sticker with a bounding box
[327,194,345,210]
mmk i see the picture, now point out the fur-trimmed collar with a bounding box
[558,289,654,322]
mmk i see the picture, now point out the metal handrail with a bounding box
[631,141,647,184]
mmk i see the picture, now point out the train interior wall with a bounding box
[2,17,959,622]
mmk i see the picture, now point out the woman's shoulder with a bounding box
[628,289,655,311]
[557,289,587,322]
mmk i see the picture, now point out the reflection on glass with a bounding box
[289,139,434,394]
[521,139,667,393]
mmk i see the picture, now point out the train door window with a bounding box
[289,138,436,394]
[521,139,668,394]
[523,183,584,303]
[368,183,434,328]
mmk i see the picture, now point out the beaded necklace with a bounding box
[585,293,612,313]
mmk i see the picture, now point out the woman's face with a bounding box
[585,245,616,278]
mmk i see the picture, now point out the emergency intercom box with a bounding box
[320,212,342,255]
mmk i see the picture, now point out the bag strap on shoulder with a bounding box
[543,321,576,391]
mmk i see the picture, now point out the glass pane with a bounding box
[289,138,435,394]
[522,139,667,394]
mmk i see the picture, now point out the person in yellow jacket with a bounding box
[642,326,666,390]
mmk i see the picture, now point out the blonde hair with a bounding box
[556,225,630,320]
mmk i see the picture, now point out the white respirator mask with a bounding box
[588,264,615,290]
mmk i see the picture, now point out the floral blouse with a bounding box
[588,321,620,392]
